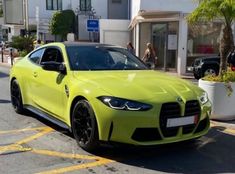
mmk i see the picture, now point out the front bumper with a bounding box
[94,99,211,146]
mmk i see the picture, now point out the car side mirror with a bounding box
[41,61,66,74]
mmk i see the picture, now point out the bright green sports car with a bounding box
[10,42,211,151]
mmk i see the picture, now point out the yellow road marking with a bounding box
[0,127,52,154]
[223,128,235,135]
[0,127,50,134]
[37,158,114,174]
[210,121,235,135]
[0,144,31,154]
[15,127,53,145]
[32,149,99,160]
[0,126,115,173]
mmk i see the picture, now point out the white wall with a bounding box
[27,0,107,41]
[27,0,80,24]
[77,0,108,40]
[92,0,108,18]
[131,0,198,19]
[28,0,53,20]
[100,19,130,47]
[4,25,24,41]
[131,0,141,19]
[27,0,107,20]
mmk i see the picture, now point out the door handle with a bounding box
[33,72,38,77]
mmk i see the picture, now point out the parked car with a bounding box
[188,56,220,79]
[10,42,211,151]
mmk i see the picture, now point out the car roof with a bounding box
[195,56,219,61]
[63,42,113,47]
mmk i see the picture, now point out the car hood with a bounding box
[73,70,199,101]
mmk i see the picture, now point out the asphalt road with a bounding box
[0,65,235,174]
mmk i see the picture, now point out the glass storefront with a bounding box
[139,22,179,71]
[187,22,222,69]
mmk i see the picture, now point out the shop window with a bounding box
[80,0,91,11]
[187,22,222,68]
[46,0,62,10]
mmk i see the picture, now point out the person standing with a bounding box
[127,42,135,55]
[142,43,157,68]
[34,39,42,49]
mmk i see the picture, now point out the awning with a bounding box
[128,11,182,30]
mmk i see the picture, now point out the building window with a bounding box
[46,0,62,10]
[80,0,91,11]
[186,22,222,68]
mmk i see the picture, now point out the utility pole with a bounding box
[36,6,39,40]
[23,0,29,35]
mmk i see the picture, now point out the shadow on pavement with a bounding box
[19,109,235,173]
[93,126,235,174]
[0,99,11,104]
[22,110,72,137]
[0,71,9,78]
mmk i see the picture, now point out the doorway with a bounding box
[152,22,179,71]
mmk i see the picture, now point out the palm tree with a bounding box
[188,0,235,75]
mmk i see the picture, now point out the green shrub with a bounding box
[203,69,235,96]
[10,35,35,53]
[19,50,28,57]
[203,69,235,82]
[49,10,76,40]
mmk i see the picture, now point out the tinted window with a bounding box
[29,49,45,64]
[66,46,148,71]
[41,48,63,63]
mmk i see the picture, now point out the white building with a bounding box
[3,0,107,42]
[129,0,231,75]
[3,0,232,75]
[3,0,130,42]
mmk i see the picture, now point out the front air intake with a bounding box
[159,102,181,137]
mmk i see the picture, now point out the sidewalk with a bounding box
[165,71,195,80]
[0,62,12,68]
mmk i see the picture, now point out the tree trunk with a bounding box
[219,24,234,75]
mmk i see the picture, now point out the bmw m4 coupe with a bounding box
[10,42,211,151]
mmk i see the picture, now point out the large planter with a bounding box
[199,79,235,120]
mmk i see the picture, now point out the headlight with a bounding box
[199,92,209,105]
[97,96,152,111]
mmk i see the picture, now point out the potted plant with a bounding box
[199,71,235,120]
[188,0,235,120]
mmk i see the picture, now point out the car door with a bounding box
[25,48,45,104]
[31,47,66,120]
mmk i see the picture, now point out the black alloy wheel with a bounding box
[10,79,25,114]
[72,100,99,152]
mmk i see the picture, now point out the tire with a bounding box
[193,73,201,80]
[202,67,218,77]
[71,100,99,152]
[10,79,25,114]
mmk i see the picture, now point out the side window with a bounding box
[29,49,45,64]
[41,48,63,64]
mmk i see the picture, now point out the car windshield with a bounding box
[66,46,148,71]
